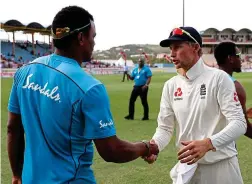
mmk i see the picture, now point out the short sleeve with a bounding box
[81,84,116,139]
[8,73,20,114]
[146,67,152,77]
[131,68,136,78]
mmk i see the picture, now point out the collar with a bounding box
[177,58,205,81]
[51,54,81,67]
[137,66,145,71]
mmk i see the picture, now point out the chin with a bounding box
[84,56,92,62]
[175,65,181,69]
[234,68,242,73]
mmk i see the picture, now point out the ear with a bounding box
[78,32,85,46]
[226,56,233,64]
[228,56,234,64]
[193,43,200,53]
[192,44,201,53]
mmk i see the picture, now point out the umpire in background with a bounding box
[125,58,152,120]
[122,63,129,82]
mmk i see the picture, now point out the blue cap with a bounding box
[160,26,202,47]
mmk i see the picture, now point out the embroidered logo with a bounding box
[99,119,114,128]
[174,87,183,97]
[234,92,239,102]
[200,84,206,99]
[174,88,183,101]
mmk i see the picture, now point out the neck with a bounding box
[183,56,200,73]
[219,65,233,76]
[177,68,186,76]
[55,48,82,66]
[177,56,200,78]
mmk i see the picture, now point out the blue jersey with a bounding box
[8,54,116,184]
[131,65,152,86]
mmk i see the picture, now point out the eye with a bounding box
[174,45,180,50]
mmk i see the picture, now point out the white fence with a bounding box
[2,67,250,78]
[1,67,178,78]
[1,68,17,78]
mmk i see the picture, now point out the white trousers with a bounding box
[188,156,243,184]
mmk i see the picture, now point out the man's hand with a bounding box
[177,138,214,165]
[247,108,252,119]
[142,85,148,91]
[148,140,159,156]
[12,176,21,184]
[127,73,133,80]
[143,139,158,164]
[127,73,131,78]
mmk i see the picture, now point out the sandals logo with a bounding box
[22,74,61,102]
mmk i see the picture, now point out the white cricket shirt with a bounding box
[153,58,246,164]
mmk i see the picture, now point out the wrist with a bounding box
[206,138,216,152]
[13,175,21,177]
[12,175,21,180]
[141,140,150,157]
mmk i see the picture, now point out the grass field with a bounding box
[1,72,252,184]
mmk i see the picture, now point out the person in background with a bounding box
[125,58,152,120]
[214,41,252,138]
[122,62,129,82]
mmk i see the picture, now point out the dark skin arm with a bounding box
[94,136,159,163]
[247,108,252,119]
[142,77,152,90]
[127,73,134,80]
[234,81,252,138]
[145,77,151,86]
[7,112,25,179]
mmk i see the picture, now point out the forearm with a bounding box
[128,75,134,80]
[7,125,24,177]
[108,141,147,163]
[245,119,252,138]
[210,119,247,150]
[153,87,175,151]
[243,108,252,138]
[152,127,172,151]
[145,77,151,85]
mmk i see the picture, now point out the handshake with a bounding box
[142,139,159,164]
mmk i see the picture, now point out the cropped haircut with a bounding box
[214,42,236,65]
[52,6,94,50]
[187,42,202,56]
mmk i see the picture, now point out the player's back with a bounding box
[11,54,100,183]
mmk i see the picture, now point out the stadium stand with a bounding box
[1,19,252,70]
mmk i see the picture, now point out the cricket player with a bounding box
[144,27,246,184]
[214,41,252,138]
[7,6,158,184]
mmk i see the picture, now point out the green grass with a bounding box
[1,72,252,184]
